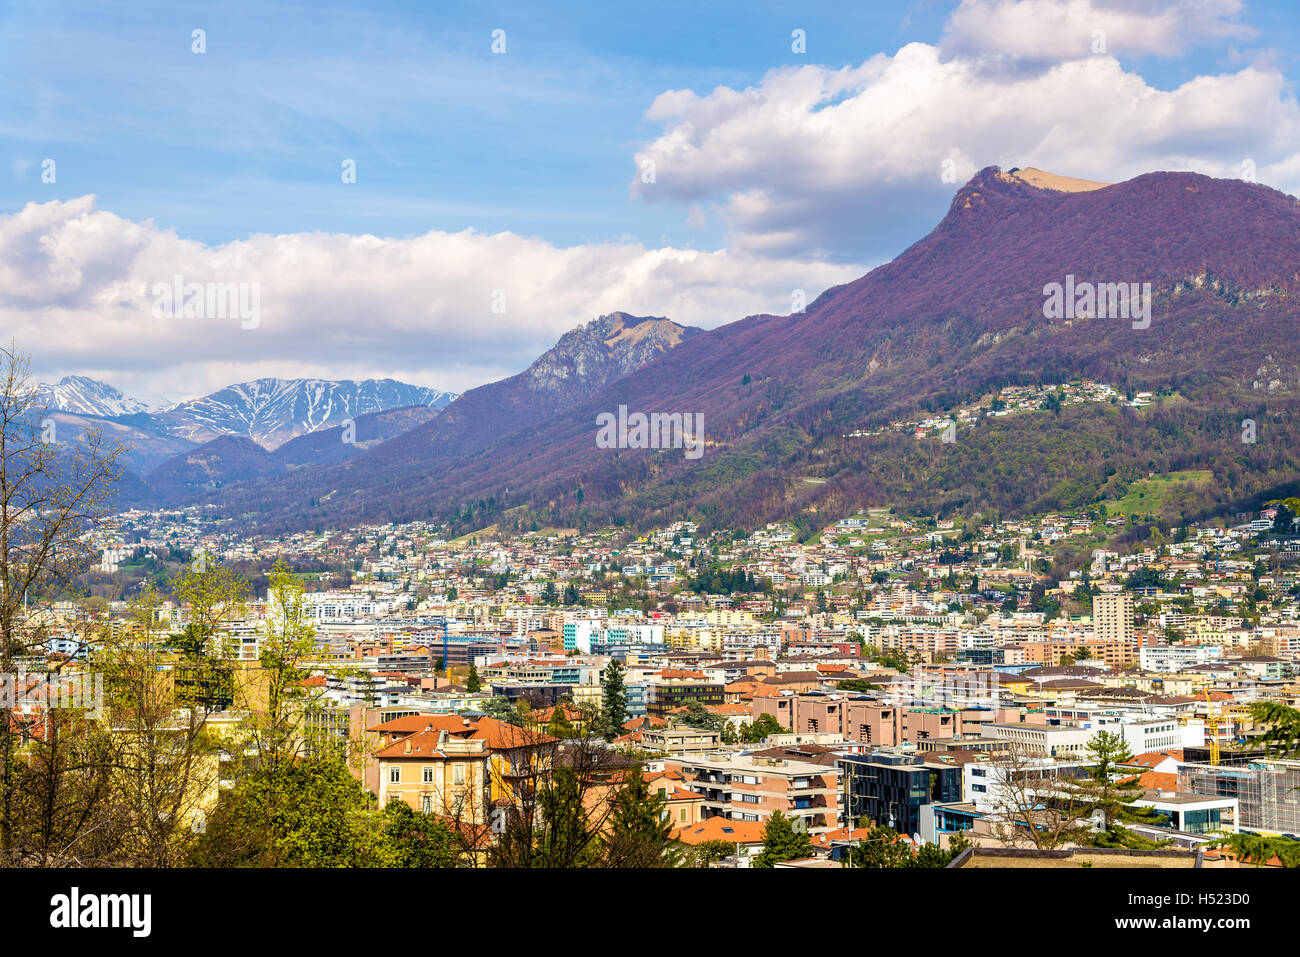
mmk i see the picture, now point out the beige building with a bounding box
[1093,591,1135,644]
[667,752,840,836]
[641,723,723,756]
[375,726,491,822]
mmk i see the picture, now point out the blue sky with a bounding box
[3,1,944,251]
[2,0,1299,402]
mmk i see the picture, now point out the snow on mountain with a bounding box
[155,377,458,448]
[35,375,152,417]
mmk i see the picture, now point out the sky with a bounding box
[2,0,1299,406]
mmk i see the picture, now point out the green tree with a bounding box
[742,713,785,743]
[195,758,372,867]
[373,801,462,868]
[546,706,576,739]
[835,678,880,693]
[602,765,677,867]
[1211,831,1300,868]
[850,826,914,867]
[465,663,482,693]
[682,838,734,868]
[601,660,627,737]
[752,811,813,868]
[528,766,603,868]
[1249,702,1300,756]
[1071,731,1167,847]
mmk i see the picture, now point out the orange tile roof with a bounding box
[370,714,557,750]
[1137,771,1179,791]
[1129,749,1183,768]
[810,825,874,849]
[671,817,766,845]
[374,729,473,759]
[707,703,752,715]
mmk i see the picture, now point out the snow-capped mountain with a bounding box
[36,375,152,417]
[155,378,458,448]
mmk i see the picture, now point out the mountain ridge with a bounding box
[112,168,1300,535]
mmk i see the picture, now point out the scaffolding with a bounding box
[1178,760,1300,834]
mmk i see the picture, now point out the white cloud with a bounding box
[0,197,860,405]
[631,36,1300,261]
[941,0,1251,61]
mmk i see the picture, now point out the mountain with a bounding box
[164,312,701,517]
[146,435,281,502]
[152,378,458,449]
[35,375,458,478]
[36,375,152,417]
[43,411,197,475]
[161,169,1300,535]
[270,405,441,468]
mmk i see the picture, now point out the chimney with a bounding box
[403,739,412,754]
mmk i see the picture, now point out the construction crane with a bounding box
[1203,688,1221,766]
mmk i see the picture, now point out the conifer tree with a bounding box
[601,660,627,738]
[602,765,677,867]
[752,811,813,868]
[1071,730,1167,847]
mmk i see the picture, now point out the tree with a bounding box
[602,764,677,867]
[1249,702,1300,756]
[835,678,880,693]
[600,660,627,738]
[850,826,914,867]
[373,800,462,868]
[1273,504,1296,538]
[214,559,337,867]
[984,743,1090,849]
[742,713,785,743]
[96,581,234,866]
[546,706,576,739]
[1211,831,1300,868]
[0,346,125,864]
[465,663,482,693]
[194,757,372,867]
[1070,731,1167,848]
[751,811,813,868]
[682,838,734,868]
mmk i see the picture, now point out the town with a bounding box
[19,488,1300,869]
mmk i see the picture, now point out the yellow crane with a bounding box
[1204,689,1220,766]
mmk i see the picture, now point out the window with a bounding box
[389,767,401,783]
[454,764,466,786]
[422,795,433,814]
[423,766,434,784]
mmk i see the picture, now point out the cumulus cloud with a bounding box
[631,34,1300,262]
[0,197,859,405]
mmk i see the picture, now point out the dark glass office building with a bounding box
[840,751,963,837]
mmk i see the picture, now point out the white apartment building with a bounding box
[1139,644,1224,672]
